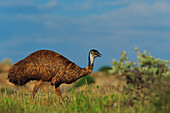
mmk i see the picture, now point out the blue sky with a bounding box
[0,0,170,71]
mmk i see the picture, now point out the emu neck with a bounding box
[84,53,94,75]
[84,65,93,75]
[89,53,94,66]
[79,52,94,78]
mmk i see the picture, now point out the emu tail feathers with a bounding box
[8,73,28,86]
[8,65,30,86]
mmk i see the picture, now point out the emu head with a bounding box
[89,49,102,66]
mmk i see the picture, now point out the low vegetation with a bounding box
[0,58,12,73]
[98,66,112,75]
[74,75,95,88]
[0,82,169,113]
[109,47,170,87]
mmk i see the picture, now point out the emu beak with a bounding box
[97,52,102,57]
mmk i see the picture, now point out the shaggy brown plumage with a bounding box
[8,49,101,105]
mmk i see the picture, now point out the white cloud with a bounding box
[0,0,32,7]
[0,37,31,48]
[152,2,170,13]
[38,0,57,9]
[2,1,170,35]
[36,38,63,44]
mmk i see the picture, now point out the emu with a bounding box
[8,49,101,105]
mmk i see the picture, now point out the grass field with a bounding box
[0,72,170,113]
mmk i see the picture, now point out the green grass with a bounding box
[74,75,95,88]
[0,81,169,113]
[98,66,112,75]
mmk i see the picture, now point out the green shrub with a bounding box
[109,47,170,89]
[98,66,112,75]
[74,75,95,88]
[150,79,170,113]
[0,58,12,65]
[0,58,12,72]
[98,66,112,72]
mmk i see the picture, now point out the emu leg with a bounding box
[55,85,65,105]
[31,80,43,102]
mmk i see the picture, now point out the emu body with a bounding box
[8,49,101,105]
